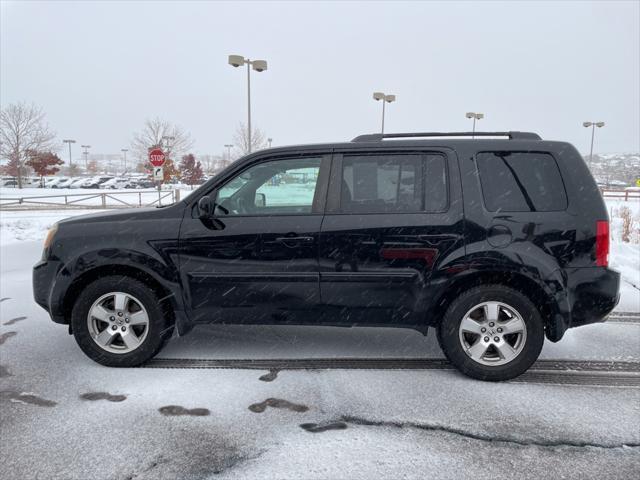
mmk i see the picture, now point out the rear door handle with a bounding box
[276,236,315,246]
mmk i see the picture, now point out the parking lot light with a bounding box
[466,112,484,138]
[224,144,234,168]
[583,121,605,169]
[81,145,91,170]
[228,54,268,153]
[121,149,128,171]
[63,139,76,168]
[373,92,396,134]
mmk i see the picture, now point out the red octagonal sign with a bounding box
[148,148,166,167]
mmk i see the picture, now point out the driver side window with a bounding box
[215,157,322,216]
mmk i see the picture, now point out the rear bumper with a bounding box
[545,267,620,342]
[567,267,620,327]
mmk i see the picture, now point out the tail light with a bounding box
[595,220,609,267]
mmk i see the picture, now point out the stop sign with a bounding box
[148,148,166,167]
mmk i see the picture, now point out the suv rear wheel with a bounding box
[71,276,172,367]
[437,285,544,381]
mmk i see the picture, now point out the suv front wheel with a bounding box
[437,285,544,381]
[71,276,171,367]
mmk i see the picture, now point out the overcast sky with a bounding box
[1,0,638,160]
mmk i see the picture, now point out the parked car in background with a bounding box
[99,177,128,189]
[54,177,79,189]
[137,179,156,188]
[48,177,69,188]
[1,177,18,187]
[69,178,89,189]
[123,178,140,189]
[122,177,156,189]
[81,176,114,189]
[104,177,123,189]
[43,177,60,188]
[16,176,39,187]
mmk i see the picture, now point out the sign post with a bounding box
[148,148,166,206]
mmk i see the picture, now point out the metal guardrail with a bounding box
[600,189,640,201]
[0,189,180,210]
[1,187,635,211]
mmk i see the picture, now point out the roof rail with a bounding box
[351,131,542,142]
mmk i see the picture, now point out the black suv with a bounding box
[33,132,620,380]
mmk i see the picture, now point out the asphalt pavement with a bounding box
[1,241,639,480]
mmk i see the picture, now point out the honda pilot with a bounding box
[33,131,620,381]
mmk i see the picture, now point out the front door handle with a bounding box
[418,234,458,246]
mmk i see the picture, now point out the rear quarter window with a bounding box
[476,151,568,212]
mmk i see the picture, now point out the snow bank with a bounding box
[0,210,103,245]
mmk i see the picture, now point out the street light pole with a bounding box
[84,146,91,171]
[382,100,386,133]
[583,121,605,169]
[81,145,91,170]
[229,55,268,154]
[121,149,128,171]
[247,60,252,152]
[373,92,396,134]
[63,139,76,169]
[161,135,175,157]
[268,138,272,148]
[465,112,484,138]
[224,144,233,166]
[158,136,175,206]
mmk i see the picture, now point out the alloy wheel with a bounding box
[458,301,527,366]
[87,292,150,354]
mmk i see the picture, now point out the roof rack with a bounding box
[351,131,542,142]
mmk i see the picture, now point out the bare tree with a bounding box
[130,117,194,164]
[0,102,57,188]
[232,122,268,156]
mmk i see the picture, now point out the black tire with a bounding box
[71,276,172,367]
[437,285,544,381]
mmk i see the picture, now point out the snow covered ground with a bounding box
[1,199,639,479]
[607,199,640,311]
[0,186,192,212]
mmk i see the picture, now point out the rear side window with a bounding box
[341,154,447,214]
[476,151,567,212]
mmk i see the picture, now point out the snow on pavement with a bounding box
[1,238,640,479]
[1,198,639,479]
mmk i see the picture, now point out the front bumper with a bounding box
[33,259,66,324]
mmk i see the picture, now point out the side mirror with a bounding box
[198,195,214,218]
[255,192,266,208]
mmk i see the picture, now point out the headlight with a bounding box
[43,223,58,249]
